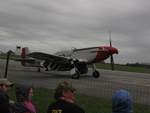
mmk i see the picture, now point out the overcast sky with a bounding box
[0,0,150,64]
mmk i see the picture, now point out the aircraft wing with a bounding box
[14,58,35,62]
[27,52,70,64]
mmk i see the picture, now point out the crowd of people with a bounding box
[0,78,134,113]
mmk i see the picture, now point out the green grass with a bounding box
[8,86,150,113]
[96,63,150,74]
[0,53,21,60]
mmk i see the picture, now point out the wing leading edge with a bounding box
[27,52,70,64]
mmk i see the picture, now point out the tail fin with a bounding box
[21,47,30,66]
[21,47,29,59]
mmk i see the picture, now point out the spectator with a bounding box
[13,84,37,113]
[47,81,85,113]
[0,78,13,113]
[112,89,133,113]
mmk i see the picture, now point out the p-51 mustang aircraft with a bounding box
[19,42,118,79]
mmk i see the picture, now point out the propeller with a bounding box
[109,31,115,70]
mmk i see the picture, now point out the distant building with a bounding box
[15,46,21,55]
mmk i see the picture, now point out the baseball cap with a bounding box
[56,81,76,92]
[0,78,13,86]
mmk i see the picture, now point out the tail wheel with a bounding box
[37,67,41,72]
[71,71,80,79]
[45,67,49,71]
[92,70,100,78]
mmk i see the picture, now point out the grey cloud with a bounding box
[0,0,150,63]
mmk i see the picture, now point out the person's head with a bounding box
[0,78,13,93]
[54,81,76,103]
[16,84,33,102]
[112,89,133,113]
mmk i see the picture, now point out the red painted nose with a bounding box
[110,47,118,54]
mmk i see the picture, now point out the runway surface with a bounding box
[0,59,150,105]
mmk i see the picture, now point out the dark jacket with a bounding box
[47,99,85,113]
[0,90,11,113]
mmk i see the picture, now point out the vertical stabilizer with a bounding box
[21,47,29,59]
[21,47,29,66]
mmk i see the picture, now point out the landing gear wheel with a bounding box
[45,67,49,71]
[92,70,100,78]
[71,71,80,79]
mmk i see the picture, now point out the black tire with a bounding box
[45,67,49,71]
[92,70,100,78]
[71,71,80,79]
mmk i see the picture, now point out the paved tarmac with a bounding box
[0,59,150,105]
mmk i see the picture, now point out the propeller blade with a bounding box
[110,54,114,70]
[109,31,112,47]
[109,31,114,70]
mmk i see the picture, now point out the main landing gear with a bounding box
[37,67,41,72]
[70,68,80,79]
[92,64,100,78]
[70,60,100,79]
[70,60,80,79]
[92,70,100,78]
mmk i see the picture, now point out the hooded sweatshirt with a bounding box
[112,89,133,113]
[13,84,36,113]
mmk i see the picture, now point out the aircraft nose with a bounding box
[110,47,118,54]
